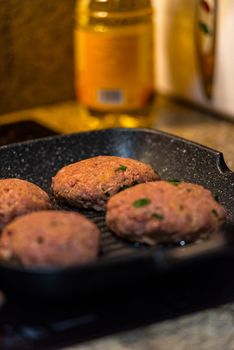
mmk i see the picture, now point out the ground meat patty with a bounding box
[0,210,100,267]
[106,181,226,245]
[0,178,51,230]
[51,156,159,211]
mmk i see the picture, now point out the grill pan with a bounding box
[0,127,233,301]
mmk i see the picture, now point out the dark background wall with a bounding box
[0,0,76,115]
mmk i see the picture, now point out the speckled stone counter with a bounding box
[62,305,234,350]
[0,97,234,350]
[1,96,234,170]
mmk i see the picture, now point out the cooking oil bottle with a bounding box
[74,0,156,129]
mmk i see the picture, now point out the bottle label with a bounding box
[75,24,154,111]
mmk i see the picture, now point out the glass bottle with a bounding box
[74,0,156,129]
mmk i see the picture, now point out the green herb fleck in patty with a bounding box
[133,198,151,208]
[212,208,218,217]
[118,181,140,192]
[167,179,181,186]
[115,165,127,173]
[152,213,164,221]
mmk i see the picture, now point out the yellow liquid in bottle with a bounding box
[74,0,156,129]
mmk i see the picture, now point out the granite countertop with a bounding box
[62,305,234,350]
[1,97,234,350]
[1,96,233,170]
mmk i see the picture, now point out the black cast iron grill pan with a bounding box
[0,128,233,301]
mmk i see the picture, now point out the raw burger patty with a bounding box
[106,181,226,245]
[0,210,100,267]
[0,178,51,229]
[51,156,159,211]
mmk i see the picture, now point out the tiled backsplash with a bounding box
[0,0,76,115]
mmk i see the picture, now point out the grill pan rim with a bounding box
[0,126,231,173]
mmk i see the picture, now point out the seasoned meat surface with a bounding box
[51,156,159,211]
[0,178,51,230]
[0,210,100,267]
[106,181,226,245]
